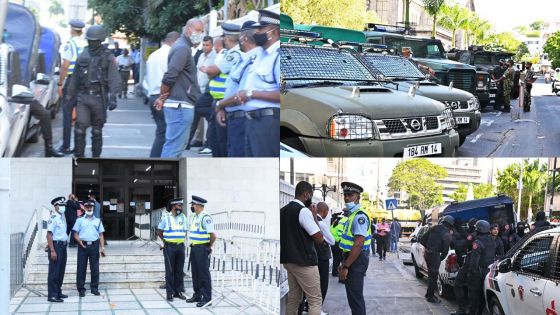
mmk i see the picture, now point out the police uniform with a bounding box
[330,214,347,276]
[466,228,495,315]
[59,19,86,153]
[158,198,188,300]
[47,197,68,302]
[422,216,453,303]
[187,196,215,307]
[243,10,280,157]
[67,25,121,157]
[72,200,105,296]
[338,182,371,315]
[208,23,242,157]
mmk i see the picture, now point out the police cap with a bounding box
[169,198,184,206]
[475,220,491,233]
[341,182,363,195]
[190,195,207,206]
[86,25,107,41]
[221,22,241,35]
[241,21,257,31]
[51,196,66,206]
[83,200,95,207]
[69,19,85,30]
[248,10,280,28]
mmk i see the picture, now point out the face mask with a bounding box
[254,30,272,47]
[86,210,93,217]
[176,209,182,215]
[88,40,101,50]
[58,206,66,214]
[345,201,356,210]
[190,206,195,213]
[304,194,312,207]
[190,32,203,45]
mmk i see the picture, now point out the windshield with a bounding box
[473,54,493,65]
[361,53,425,79]
[381,37,446,59]
[281,44,379,87]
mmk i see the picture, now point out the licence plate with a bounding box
[489,94,496,98]
[403,143,442,158]
[455,117,470,124]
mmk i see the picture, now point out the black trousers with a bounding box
[344,251,369,315]
[208,100,227,157]
[495,82,504,109]
[187,92,213,148]
[66,220,76,246]
[467,271,485,315]
[318,258,329,303]
[376,235,389,258]
[76,240,100,293]
[61,77,77,149]
[29,100,53,142]
[190,245,212,302]
[424,251,441,298]
[454,266,469,311]
[331,243,343,275]
[148,95,166,157]
[163,242,185,296]
[47,242,67,299]
[75,94,105,157]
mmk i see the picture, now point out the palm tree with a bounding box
[404,0,412,30]
[48,0,64,19]
[523,160,548,220]
[422,0,446,38]
[437,4,469,48]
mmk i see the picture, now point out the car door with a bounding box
[504,235,554,315]
[414,226,430,271]
[542,235,559,315]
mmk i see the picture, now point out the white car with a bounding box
[410,224,460,299]
[485,226,560,315]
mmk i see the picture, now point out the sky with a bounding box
[473,0,560,33]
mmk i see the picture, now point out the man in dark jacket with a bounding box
[422,215,453,304]
[467,220,496,315]
[533,211,551,229]
[64,194,80,247]
[490,223,504,259]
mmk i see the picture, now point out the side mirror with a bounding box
[498,258,511,273]
[35,73,50,85]
[8,84,34,104]
[54,67,60,75]
[410,236,417,243]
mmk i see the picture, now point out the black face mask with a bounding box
[303,195,312,208]
[88,40,102,52]
[190,206,195,213]
[253,32,269,47]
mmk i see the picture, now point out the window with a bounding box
[552,237,560,281]
[513,236,553,278]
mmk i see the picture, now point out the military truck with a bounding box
[364,24,493,108]
[280,31,460,157]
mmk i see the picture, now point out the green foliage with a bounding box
[437,3,470,47]
[544,31,560,69]
[388,159,447,210]
[529,20,545,31]
[281,0,383,30]
[48,0,65,18]
[515,42,530,61]
[422,0,446,38]
[485,32,521,53]
[449,183,495,202]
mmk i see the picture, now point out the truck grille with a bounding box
[448,70,475,93]
[376,116,443,140]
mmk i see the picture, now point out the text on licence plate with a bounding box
[489,94,496,97]
[455,117,470,124]
[404,143,442,158]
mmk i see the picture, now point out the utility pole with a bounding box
[550,157,558,218]
[517,160,523,222]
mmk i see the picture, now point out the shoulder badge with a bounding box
[467,234,473,241]
[205,217,212,225]
[358,217,365,225]
[226,54,234,62]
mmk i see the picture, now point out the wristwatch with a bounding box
[342,264,350,269]
[246,89,253,100]
[216,100,221,109]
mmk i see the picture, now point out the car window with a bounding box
[552,237,560,281]
[513,236,553,278]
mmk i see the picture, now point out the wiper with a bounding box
[289,81,346,88]
[388,77,424,81]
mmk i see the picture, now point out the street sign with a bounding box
[385,198,398,210]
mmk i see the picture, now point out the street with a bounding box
[458,77,560,157]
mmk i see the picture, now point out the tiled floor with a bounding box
[10,287,265,314]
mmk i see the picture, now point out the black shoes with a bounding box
[91,291,100,296]
[186,296,200,303]
[426,296,441,304]
[48,297,64,302]
[167,295,173,301]
[78,291,85,297]
[173,292,186,300]
[45,144,64,157]
[58,294,68,299]
[196,301,210,307]
[57,146,74,155]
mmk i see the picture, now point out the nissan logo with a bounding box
[409,119,422,131]
[444,101,459,109]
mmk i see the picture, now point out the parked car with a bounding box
[485,225,559,315]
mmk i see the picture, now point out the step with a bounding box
[25,278,170,290]
[33,254,164,265]
[32,262,165,272]
[28,270,167,282]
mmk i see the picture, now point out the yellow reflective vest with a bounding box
[189,213,211,245]
[162,213,187,243]
[339,209,372,252]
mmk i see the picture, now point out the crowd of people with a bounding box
[492,60,537,113]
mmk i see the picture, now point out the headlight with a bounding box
[439,108,456,130]
[466,97,479,110]
[327,114,377,140]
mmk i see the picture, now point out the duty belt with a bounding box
[245,107,279,120]
[53,241,67,245]
[190,243,210,247]
[226,110,246,120]
[82,87,102,96]
[83,240,99,246]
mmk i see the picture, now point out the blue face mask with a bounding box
[345,202,358,211]
[58,206,66,214]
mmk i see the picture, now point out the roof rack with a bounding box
[365,23,416,35]
[280,29,322,39]
[337,41,395,54]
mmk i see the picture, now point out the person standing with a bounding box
[330,211,347,277]
[57,19,86,154]
[116,49,134,99]
[421,215,453,304]
[158,198,188,301]
[67,25,121,158]
[490,224,504,259]
[46,197,68,302]
[186,196,217,307]
[73,200,105,297]
[315,202,334,308]
[130,45,141,84]
[533,210,551,229]
[280,181,324,315]
[375,218,390,261]
[508,221,526,247]
[466,220,496,315]
[338,182,371,315]
[492,59,506,111]
[65,194,80,248]
[111,42,122,58]
[497,60,515,113]
[144,31,181,157]
[154,19,203,158]
[389,219,401,253]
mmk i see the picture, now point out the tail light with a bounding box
[445,253,459,273]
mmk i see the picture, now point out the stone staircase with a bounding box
[25,241,185,290]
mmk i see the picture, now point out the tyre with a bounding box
[437,276,454,299]
[488,295,505,315]
[411,254,424,279]
[281,136,306,153]
[459,135,466,147]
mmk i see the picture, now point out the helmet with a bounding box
[86,25,106,41]
[475,220,490,233]
[468,218,478,227]
[441,215,454,226]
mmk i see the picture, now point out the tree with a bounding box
[544,31,560,69]
[388,159,447,210]
[48,0,64,19]
[437,3,469,48]
[449,183,495,202]
[422,0,446,38]
[529,20,545,31]
[524,160,548,220]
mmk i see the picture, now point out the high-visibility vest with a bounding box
[68,38,84,75]
[189,213,211,245]
[208,73,227,100]
[162,213,187,243]
[331,217,348,243]
[339,208,372,252]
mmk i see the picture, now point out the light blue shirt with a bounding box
[224,46,263,112]
[192,212,214,233]
[47,212,68,241]
[242,40,280,110]
[158,213,188,232]
[349,206,370,237]
[217,46,242,74]
[73,216,105,241]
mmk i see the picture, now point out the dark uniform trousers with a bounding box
[244,109,280,157]
[66,220,76,247]
[453,265,469,311]
[61,78,78,149]
[344,251,369,315]
[77,240,100,293]
[29,100,53,142]
[330,243,343,275]
[163,242,185,296]
[148,94,166,157]
[190,244,212,302]
[209,100,228,157]
[48,241,67,299]
[467,271,485,315]
[226,113,247,157]
[424,250,441,298]
[318,258,329,303]
[75,93,106,157]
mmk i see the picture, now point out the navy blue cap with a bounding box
[51,196,66,206]
[190,195,207,206]
[169,198,184,206]
[83,200,95,207]
[222,22,241,35]
[249,10,280,28]
[69,19,85,30]
[241,20,257,31]
[341,182,363,194]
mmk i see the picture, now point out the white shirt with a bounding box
[117,55,134,70]
[317,215,335,245]
[197,50,216,93]
[144,44,171,96]
[293,199,320,236]
[61,36,86,62]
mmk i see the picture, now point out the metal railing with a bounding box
[10,208,42,298]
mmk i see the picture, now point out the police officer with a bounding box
[158,198,188,301]
[466,220,495,315]
[186,196,217,307]
[492,59,506,111]
[67,25,121,157]
[330,210,347,277]
[422,215,453,304]
[523,62,536,111]
[47,197,68,302]
[509,221,526,247]
[338,182,371,315]
[57,19,86,154]
[72,200,105,297]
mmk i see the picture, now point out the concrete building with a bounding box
[437,158,488,203]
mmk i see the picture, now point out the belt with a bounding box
[163,102,194,109]
[53,241,67,245]
[342,250,368,258]
[82,89,102,96]
[190,243,210,247]
[245,107,279,120]
[226,110,246,120]
[164,241,185,246]
[83,240,99,246]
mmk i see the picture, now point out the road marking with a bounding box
[104,123,154,127]
[495,111,502,117]
[470,134,482,143]
[480,119,494,127]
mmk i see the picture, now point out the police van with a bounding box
[484,226,560,315]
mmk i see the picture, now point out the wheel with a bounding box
[488,295,505,315]
[411,254,424,279]
[281,136,306,153]
[26,128,39,143]
[459,135,466,146]
[437,276,454,299]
